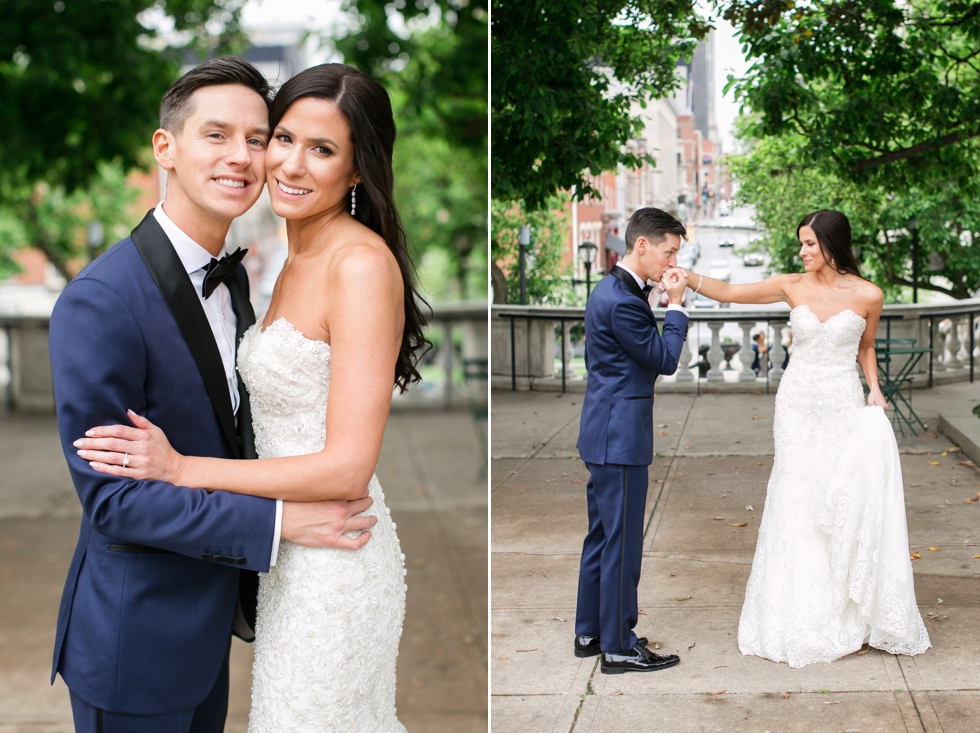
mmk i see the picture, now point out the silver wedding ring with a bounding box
[123,453,130,468]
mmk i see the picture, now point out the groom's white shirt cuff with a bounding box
[617,263,689,317]
[153,203,283,568]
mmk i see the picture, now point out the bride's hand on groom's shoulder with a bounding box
[73,410,185,485]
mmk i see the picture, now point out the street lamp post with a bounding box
[578,240,597,303]
[518,225,530,305]
[909,217,919,304]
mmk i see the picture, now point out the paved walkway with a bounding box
[0,407,487,733]
[491,383,980,733]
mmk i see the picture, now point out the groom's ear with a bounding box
[153,128,177,171]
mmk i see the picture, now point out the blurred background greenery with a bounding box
[0,0,487,303]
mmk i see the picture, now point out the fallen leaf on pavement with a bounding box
[746,505,754,511]
[713,517,725,521]
[669,572,677,576]
[498,656,508,661]
[958,461,975,467]
[657,424,667,428]
[857,646,870,656]
[516,649,538,653]
[610,691,624,696]
[910,552,921,560]
[572,479,583,483]
[937,598,944,603]
[928,461,940,466]
[782,692,790,699]
[930,547,940,552]
[757,461,763,466]
[729,522,748,527]
[656,431,667,435]
[676,596,693,602]
[685,445,692,450]
[966,496,978,503]
[553,617,567,622]
[946,499,952,505]
[638,609,648,615]
[927,433,938,438]
[708,689,724,696]
[973,555,980,559]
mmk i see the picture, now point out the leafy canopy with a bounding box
[492,1,709,210]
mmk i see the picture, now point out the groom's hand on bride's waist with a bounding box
[281,496,377,550]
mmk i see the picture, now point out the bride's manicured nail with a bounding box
[85,430,94,437]
[78,450,89,457]
[73,440,83,447]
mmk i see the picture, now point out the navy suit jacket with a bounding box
[49,211,276,715]
[576,268,689,466]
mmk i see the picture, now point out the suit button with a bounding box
[222,556,236,564]
[236,557,246,565]
[202,553,213,561]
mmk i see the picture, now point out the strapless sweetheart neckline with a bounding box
[791,303,866,326]
[257,316,331,350]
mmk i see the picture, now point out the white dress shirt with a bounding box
[153,204,282,566]
[615,263,689,316]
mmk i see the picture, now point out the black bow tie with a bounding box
[201,248,247,299]
[641,283,654,298]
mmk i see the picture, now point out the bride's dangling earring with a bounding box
[350,184,356,217]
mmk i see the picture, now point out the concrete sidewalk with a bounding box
[491,383,980,733]
[0,408,487,733]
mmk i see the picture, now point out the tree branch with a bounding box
[853,126,980,172]
[20,200,74,284]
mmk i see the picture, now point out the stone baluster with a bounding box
[956,318,971,365]
[737,321,756,381]
[675,329,695,382]
[945,315,964,370]
[706,322,725,382]
[931,318,945,372]
[561,321,577,379]
[769,324,786,381]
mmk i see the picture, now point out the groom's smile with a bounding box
[153,84,270,249]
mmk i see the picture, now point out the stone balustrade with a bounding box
[492,299,980,393]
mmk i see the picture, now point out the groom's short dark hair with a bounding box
[624,207,687,254]
[160,56,272,133]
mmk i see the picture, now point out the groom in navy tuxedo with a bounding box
[49,57,376,733]
[574,207,690,674]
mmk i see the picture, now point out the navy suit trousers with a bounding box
[575,462,649,653]
[69,644,229,733]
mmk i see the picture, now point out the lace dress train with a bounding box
[737,305,930,668]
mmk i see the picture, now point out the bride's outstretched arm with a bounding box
[75,244,405,502]
[856,287,887,408]
[671,269,797,306]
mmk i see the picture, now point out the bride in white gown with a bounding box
[77,64,429,729]
[673,209,929,667]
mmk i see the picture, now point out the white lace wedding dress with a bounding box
[238,318,408,732]
[738,304,930,667]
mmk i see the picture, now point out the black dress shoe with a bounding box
[600,643,680,674]
[574,635,649,658]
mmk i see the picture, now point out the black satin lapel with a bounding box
[609,265,646,301]
[226,271,257,460]
[131,211,241,458]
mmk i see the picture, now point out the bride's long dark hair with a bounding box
[269,64,429,392]
[796,210,864,279]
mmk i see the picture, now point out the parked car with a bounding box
[708,259,732,282]
[748,234,763,245]
[677,248,696,271]
[718,235,736,247]
[718,199,731,216]
[743,252,764,266]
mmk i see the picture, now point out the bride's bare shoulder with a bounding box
[327,227,400,293]
[855,280,883,315]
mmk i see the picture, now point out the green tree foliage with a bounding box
[730,126,980,299]
[1,0,246,279]
[331,0,488,300]
[491,198,570,305]
[724,0,980,190]
[491,1,709,210]
[724,0,980,299]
